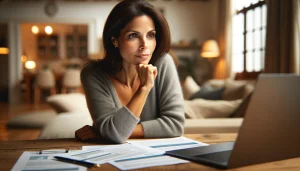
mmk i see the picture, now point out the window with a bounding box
[232,0,267,79]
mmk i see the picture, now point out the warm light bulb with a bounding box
[45,26,53,35]
[25,61,36,70]
[31,26,39,34]
[21,55,27,62]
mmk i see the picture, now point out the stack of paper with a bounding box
[12,137,207,171]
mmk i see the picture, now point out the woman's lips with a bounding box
[135,54,150,60]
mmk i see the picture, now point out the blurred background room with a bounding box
[0,0,299,141]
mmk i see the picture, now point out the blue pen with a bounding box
[54,156,101,168]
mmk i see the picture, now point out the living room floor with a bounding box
[0,102,51,141]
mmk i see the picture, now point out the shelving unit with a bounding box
[37,35,59,59]
[66,34,87,59]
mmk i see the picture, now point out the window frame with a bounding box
[233,0,266,80]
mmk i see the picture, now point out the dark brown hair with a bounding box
[88,0,170,74]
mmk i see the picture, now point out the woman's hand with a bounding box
[75,125,100,141]
[136,64,157,90]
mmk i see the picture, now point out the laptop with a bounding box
[166,74,300,169]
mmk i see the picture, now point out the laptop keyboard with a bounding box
[194,150,232,163]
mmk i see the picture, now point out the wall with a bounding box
[0,0,219,104]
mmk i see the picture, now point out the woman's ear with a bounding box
[111,37,118,48]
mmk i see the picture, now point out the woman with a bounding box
[76,0,185,143]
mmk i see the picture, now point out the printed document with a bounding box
[127,136,208,152]
[109,153,188,170]
[82,143,189,170]
[11,150,86,171]
[56,143,155,165]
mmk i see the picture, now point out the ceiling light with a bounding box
[45,26,53,35]
[31,26,39,34]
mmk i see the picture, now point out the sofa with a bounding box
[38,77,255,139]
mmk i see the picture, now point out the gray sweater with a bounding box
[81,54,185,143]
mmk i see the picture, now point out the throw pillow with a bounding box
[184,99,243,119]
[181,76,201,99]
[222,80,246,100]
[39,112,93,139]
[6,110,56,128]
[46,93,90,114]
[189,83,225,100]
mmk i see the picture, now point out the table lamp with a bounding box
[200,39,220,58]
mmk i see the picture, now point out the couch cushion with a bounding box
[6,110,56,128]
[222,80,246,100]
[39,112,93,139]
[189,84,225,100]
[181,76,201,99]
[184,118,243,133]
[184,99,243,119]
[46,93,89,114]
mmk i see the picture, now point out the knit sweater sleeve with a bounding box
[80,64,140,144]
[141,54,185,138]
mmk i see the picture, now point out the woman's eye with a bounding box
[129,33,138,39]
[148,32,156,38]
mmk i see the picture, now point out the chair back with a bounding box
[36,70,55,88]
[62,69,81,88]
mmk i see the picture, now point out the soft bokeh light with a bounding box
[45,26,53,35]
[21,55,27,62]
[0,47,9,54]
[25,60,36,69]
[31,25,39,34]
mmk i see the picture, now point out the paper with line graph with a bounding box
[127,136,208,152]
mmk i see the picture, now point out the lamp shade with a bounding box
[201,39,220,58]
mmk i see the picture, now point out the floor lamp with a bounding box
[200,39,220,79]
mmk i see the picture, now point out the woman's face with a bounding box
[114,15,156,66]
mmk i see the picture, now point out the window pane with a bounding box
[254,7,261,29]
[232,14,244,55]
[247,32,253,51]
[246,52,253,72]
[261,49,265,69]
[247,10,253,31]
[254,50,261,71]
[254,30,261,50]
[262,28,266,48]
[233,54,244,72]
[262,4,267,27]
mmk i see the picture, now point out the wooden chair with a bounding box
[34,69,56,104]
[61,69,81,94]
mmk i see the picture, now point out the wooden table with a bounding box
[1,134,299,170]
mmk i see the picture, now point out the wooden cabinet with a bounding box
[37,35,59,59]
[66,34,88,59]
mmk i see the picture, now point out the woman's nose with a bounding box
[139,37,148,50]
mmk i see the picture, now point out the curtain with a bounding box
[293,0,300,74]
[264,0,294,73]
[214,0,233,79]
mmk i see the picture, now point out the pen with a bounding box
[54,156,101,168]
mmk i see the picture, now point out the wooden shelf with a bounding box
[37,35,59,59]
[66,34,87,59]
